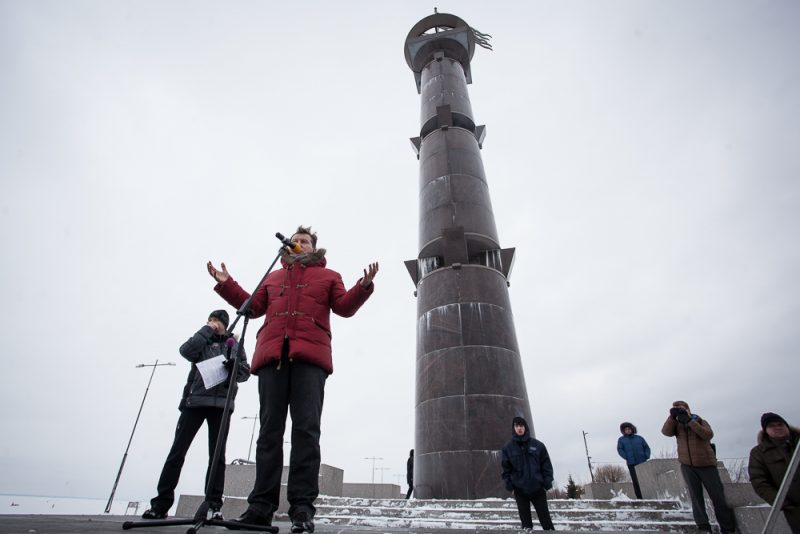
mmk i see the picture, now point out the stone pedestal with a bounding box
[341,483,402,499]
[177,462,343,517]
[583,481,636,499]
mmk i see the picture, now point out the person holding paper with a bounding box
[142,309,250,520]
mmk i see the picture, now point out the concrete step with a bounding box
[313,496,695,532]
[316,496,684,510]
[316,504,691,521]
[318,515,697,532]
[180,494,696,532]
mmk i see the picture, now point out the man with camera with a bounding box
[662,400,736,534]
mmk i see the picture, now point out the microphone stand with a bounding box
[123,247,286,534]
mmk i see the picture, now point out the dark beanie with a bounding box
[208,309,230,329]
[761,412,789,432]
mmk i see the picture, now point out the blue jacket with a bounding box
[501,417,554,494]
[617,431,651,466]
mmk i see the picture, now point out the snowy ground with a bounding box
[0,495,145,516]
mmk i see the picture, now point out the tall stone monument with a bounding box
[404,13,534,499]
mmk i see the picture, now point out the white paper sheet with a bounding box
[196,355,229,389]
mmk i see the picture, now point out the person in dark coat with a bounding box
[208,226,378,532]
[501,416,555,531]
[405,449,414,499]
[142,309,250,520]
[616,422,651,499]
[662,400,736,534]
[748,412,800,533]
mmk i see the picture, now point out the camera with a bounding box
[670,407,690,424]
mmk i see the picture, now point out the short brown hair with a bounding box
[672,400,690,410]
[293,226,317,248]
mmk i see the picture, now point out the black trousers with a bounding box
[783,506,800,534]
[514,488,555,530]
[680,464,736,532]
[247,353,327,519]
[150,407,227,511]
[628,464,643,499]
[405,482,413,499]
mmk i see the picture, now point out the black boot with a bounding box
[291,511,315,533]
[226,508,272,530]
[141,508,168,519]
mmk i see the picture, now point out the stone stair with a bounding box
[313,496,697,531]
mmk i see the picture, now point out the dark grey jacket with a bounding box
[178,325,250,411]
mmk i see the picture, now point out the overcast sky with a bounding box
[1,0,798,505]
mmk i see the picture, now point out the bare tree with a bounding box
[593,464,629,483]
[724,458,750,483]
[654,447,678,459]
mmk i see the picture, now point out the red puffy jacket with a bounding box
[215,252,373,374]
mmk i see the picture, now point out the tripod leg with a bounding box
[121,517,194,529]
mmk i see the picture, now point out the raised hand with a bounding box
[361,262,379,288]
[207,261,230,283]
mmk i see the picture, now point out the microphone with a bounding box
[275,232,302,254]
[224,336,236,371]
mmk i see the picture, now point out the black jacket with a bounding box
[178,325,250,411]
[501,417,554,494]
[749,426,800,507]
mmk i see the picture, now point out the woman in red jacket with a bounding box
[207,226,378,532]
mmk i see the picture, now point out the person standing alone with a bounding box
[616,422,650,499]
[501,416,555,531]
[405,449,414,499]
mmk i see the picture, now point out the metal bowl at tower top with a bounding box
[404,13,476,72]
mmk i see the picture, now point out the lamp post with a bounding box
[582,430,595,483]
[104,360,175,514]
[242,415,259,462]
[364,456,383,498]
[363,456,383,484]
[377,467,390,484]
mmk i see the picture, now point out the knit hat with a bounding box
[761,412,789,432]
[208,309,230,329]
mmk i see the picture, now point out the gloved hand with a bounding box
[670,407,690,424]
[505,481,513,492]
[223,358,235,371]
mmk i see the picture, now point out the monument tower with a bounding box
[404,13,534,499]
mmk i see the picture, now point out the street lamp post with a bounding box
[363,456,383,484]
[242,415,259,462]
[582,430,595,483]
[377,467,390,484]
[104,360,175,514]
[364,456,383,498]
